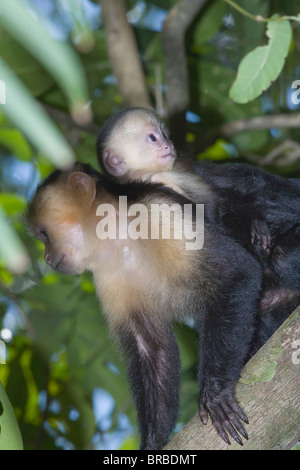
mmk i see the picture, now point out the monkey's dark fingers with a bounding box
[223,409,248,443]
[199,406,208,425]
[220,397,249,445]
[199,389,248,446]
[213,406,247,446]
[212,418,232,446]
[199,402,231,445]
[228,399,249,424]
[201,403,241,446]
[218,390,248,435]
[223,419,243,446]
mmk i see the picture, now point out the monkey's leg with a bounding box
[117,315,181,450]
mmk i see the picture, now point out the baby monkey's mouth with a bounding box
[158,150,176,161]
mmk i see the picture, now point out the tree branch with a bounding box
[101,0,150,107]
[220,113,300,137]
[162,0,208,148]
[165,308,300,450]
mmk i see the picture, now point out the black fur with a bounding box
[194,161,300,345]
[117,314,181,450]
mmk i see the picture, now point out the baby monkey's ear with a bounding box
[103,148,127,177]
[67,171,96,204]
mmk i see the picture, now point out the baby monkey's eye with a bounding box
[148,134,157,142]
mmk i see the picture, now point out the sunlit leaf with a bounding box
[229,19,292,103]
[42,273,60,285]
[0,267,14,286]
[197,139,232,161]
[120,435,139,450]
[0,381,23,450]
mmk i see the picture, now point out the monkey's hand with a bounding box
[199,385,249,446]
[251,219,272,258]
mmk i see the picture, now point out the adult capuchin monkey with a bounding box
[96,107,300,346]
[27,163,262,449]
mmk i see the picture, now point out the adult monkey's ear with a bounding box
[103,148,127,176]
[67,171,96,204]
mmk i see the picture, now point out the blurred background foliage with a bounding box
[0,0,299,450]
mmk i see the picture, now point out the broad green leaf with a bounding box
[229,19,292,103]
[0,59,75,168]
[0,0,91,123]
[0,381,23,450]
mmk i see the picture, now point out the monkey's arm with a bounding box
[197,262,260,446]
[117,315,181,450]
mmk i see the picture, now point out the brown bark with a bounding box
[165,308,300,450]
[101,0,150,107]
[220,113,300,137]
[162,0,208,148]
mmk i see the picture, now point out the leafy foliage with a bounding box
[0,381,23,449]
[0,0,299,450]
[230,19,292,103]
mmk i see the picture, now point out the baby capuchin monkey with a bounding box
[27,163,263,449]
[96,107,270,256]
[97,107,214,209]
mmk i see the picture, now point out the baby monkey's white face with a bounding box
[103,113,177,179]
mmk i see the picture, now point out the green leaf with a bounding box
[0,59,75,168]
[197,139,232,161]
[229,19,292,103]
[0,193,27,216]
[0,0,91,122]
[0,29,54,97]
[194,1,226,46]
[0,381,23,450]
[0,206,29,273]
[0,129,31,161]
[234,0,269,54]
[199,62,262,121]
[67,0,95,54]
